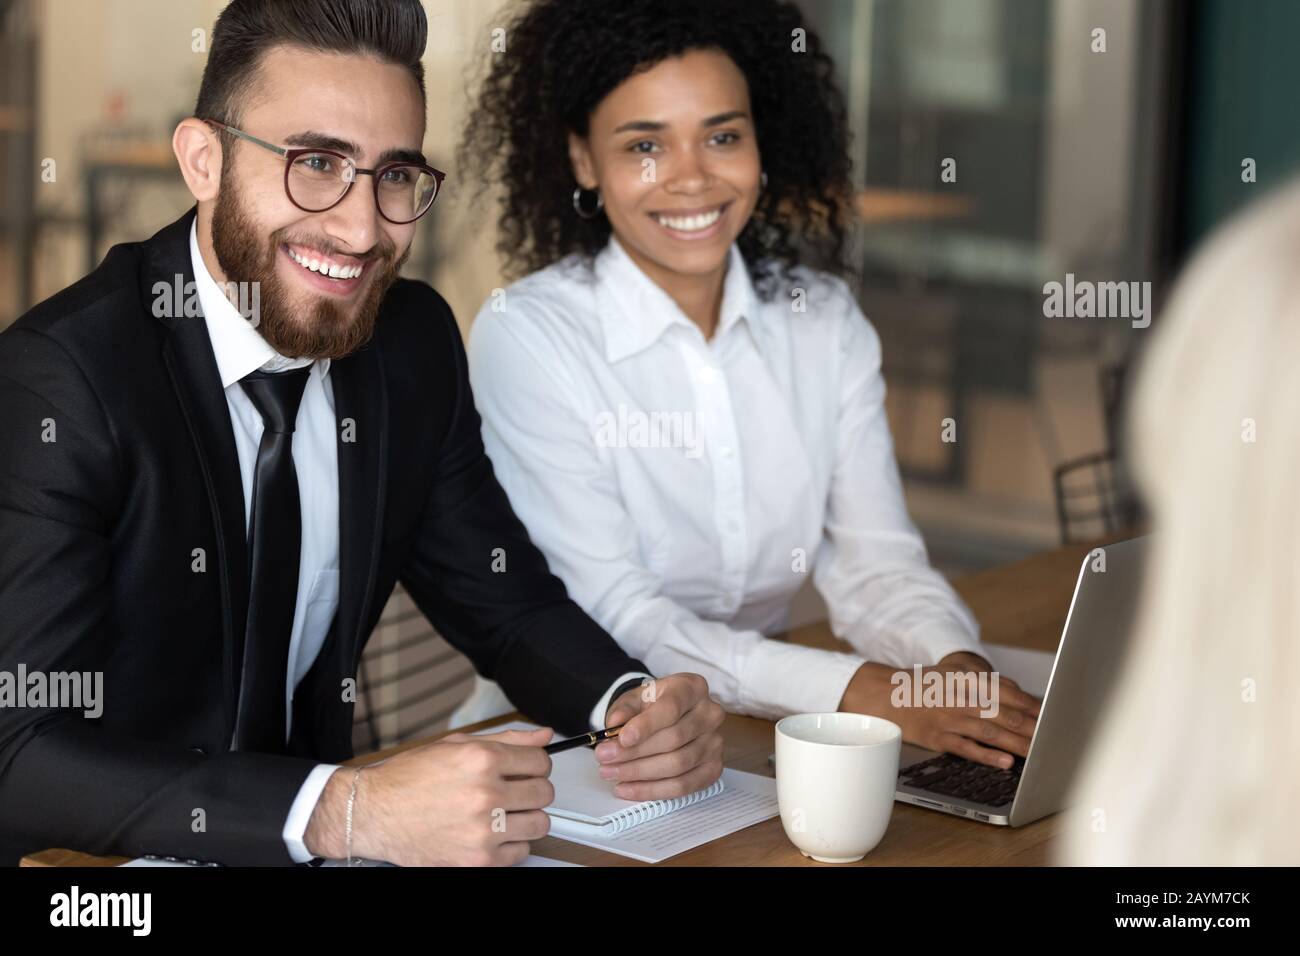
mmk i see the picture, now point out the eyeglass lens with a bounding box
[288,152,439,223]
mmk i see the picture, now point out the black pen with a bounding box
[544,725,626,754]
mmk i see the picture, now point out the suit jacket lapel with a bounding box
[150,208,250,740]
[329,340,388,672]
[145,207,389,749]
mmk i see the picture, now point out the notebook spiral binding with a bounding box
[599,778,726,836]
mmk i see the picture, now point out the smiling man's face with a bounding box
[205,44,426,359]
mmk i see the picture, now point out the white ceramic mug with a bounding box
[774,712,902,863]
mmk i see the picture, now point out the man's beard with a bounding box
[210,177,408,361]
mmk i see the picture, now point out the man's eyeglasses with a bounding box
[203,119,446,225]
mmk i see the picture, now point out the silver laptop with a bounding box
[894,535,1147,826]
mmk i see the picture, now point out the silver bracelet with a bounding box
[345,767,363,866]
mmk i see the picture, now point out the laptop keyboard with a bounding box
[899,753,1025,808]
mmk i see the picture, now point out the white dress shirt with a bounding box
[190,222,340,863]
[467,235,983,722]
[190,222,636,863]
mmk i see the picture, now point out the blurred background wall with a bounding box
[3,0,1298,750]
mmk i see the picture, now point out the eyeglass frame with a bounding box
[202,119,447,225]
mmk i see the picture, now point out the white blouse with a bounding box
[465,234,982,721]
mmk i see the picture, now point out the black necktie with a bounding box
[233,365,312,753]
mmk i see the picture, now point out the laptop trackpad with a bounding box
[899,742,940,771]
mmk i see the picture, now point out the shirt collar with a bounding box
[189,220,329,388]
[594,233,759,364]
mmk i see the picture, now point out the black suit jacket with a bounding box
[0,208,647,866]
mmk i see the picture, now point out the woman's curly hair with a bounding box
[459,0,857,300]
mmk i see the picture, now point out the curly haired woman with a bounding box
[454,0,1041,779]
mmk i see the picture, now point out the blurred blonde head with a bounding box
[1060,178,1300,865]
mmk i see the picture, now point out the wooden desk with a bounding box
[23,539,1102,868]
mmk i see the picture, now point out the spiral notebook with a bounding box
[481,721,779,863]
[546,749,725,837]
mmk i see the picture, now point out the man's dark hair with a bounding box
[194,0,428,131]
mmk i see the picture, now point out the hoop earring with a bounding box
[572,187,604,219]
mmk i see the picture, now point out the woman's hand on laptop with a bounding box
[592,673,726,802]
[838,654,1042,770]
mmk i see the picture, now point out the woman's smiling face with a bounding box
[569,48,763,285]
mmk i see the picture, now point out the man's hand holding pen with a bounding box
[593,673,727,802]
[303,672,724,865]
